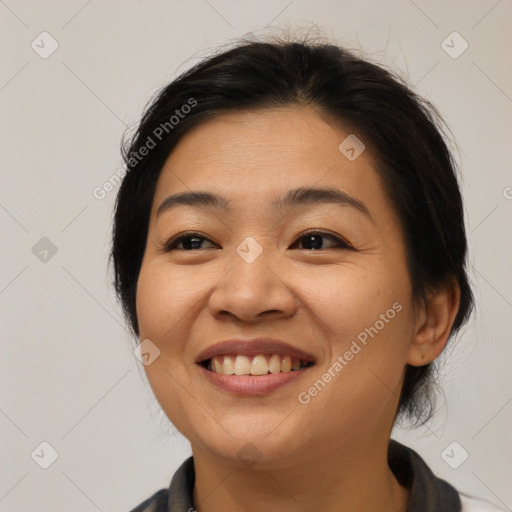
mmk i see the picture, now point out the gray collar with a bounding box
[130,439,461,512]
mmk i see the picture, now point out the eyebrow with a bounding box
[156,187,371,219]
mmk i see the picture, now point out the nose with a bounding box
[207,245,299,323]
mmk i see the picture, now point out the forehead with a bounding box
[152,106,388,217]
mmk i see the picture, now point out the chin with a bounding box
[182,412,316,470]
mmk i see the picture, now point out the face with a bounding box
[136,106,420,469]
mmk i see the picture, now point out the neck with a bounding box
[191,435,410,512]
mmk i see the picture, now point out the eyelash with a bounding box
[161,230,354,252]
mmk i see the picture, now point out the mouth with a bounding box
[195,339,316,395]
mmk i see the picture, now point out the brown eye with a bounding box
[164,232,217,251]
[292,231,353,251]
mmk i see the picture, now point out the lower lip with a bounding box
[198,364,313,396]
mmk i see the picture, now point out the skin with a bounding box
[136,105,460,512]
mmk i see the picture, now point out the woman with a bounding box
[112,35,504,512]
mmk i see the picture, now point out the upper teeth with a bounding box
[208,354,310,375]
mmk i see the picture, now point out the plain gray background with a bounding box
[1,1,511,510]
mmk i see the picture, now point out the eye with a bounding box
[291,231,353,251]
[163,232,217,251]
[161,230,353,252]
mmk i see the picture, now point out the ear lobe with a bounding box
[406,280,461,367]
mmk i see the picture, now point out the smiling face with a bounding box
[135,105,424,468]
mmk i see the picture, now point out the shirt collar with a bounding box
[133,439,462,512]
[388,439,461,511]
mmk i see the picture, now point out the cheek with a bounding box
[136,262,161,336]
[135,261,193,344]
[294,259,412,339]
[135,262,195,409]
[295,305,413,441]
[295,262,414,401]
[135,262,200,430]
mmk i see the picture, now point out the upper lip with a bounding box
[195,338,316,364]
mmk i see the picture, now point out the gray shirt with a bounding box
[129,439,461,511]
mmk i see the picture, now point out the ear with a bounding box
[406,280,460,366]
